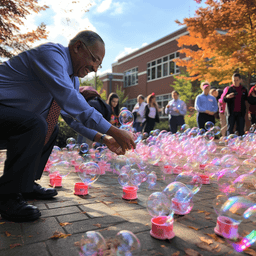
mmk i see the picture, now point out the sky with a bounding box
[22,0,204,80]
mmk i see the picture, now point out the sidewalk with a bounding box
[0,159,253,256]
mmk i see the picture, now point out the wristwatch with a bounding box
[99,134,106,144]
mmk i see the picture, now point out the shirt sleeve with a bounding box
[179,101,187,116]
[165,101,171,114]
[60,110,97,141]
[30,47,111,134]
[195,95,206,112]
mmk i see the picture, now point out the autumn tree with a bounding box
[175,0,256,89]
[0,0,49,58]
[115,85,128,107]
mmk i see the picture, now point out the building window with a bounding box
[155,93,173,118]
[147,51,180,81]
[124,67,138,87]
[124,98,137,112]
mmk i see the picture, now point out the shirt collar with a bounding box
[65,47,74,77]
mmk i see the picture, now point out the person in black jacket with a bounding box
[144,93,160,134]
[248,85,256,125]
[223,73,248,136]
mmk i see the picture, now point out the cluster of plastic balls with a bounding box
[77,230,140,256]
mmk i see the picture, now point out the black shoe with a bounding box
[0,193,41,222]
[23,182,58,200]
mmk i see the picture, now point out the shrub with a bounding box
[56,118,77,148]
[154,120,170,131]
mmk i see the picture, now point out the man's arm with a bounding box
[61,111,126,155]
[195,96,207,113]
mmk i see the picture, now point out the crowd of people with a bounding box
[131,73,256,137]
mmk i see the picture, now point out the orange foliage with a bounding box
[0,0,49,58]
[175,0,256,85]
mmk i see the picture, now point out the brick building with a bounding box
[99,27,188,119]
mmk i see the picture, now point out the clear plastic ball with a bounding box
[115,230,141,256]
[211,126,221,136]
[162,181,188,200]
[147,192,172,217]
[130,172,143,187]
[79,231,106,256]
[213,194,229,215]
[51,160,71,178]
[146,171,157,188]
[233,174,256,196]
[78,162,101,185]
[147,145,161,165]
[119,110,134,126]
[80,143,89,154]
[180,124,190,133]
[118,173,129,187]
[175,172,202,195]
[217,169,239,195]
[205,121,214,131]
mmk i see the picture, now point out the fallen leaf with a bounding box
[81,211,87,214]
[171,251,180,256]
[188,226,199,231]
[28,235,33,238]
[93,223,101,228]
[5,231,11,237]
[205,217,212,220]
[196,242,212,251]
[102,201,114,205]
[10,243,22,249]
[74,241,80,246]
[205,233,225,243]
[245,248,256,256]
[198,210,205,213]
[0,222,5,224]
[204,212,211,216]
[128,200,138,204]
[161,245,166,248]
[50,231,71,239]
[199,237,213,245]
[59,222,72,227]
[184,248,203,256]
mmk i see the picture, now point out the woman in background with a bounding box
[107,93,120,127]
[144,93,160,134]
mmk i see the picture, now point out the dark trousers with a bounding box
[133,122,144,133]
[0,104,58,194]
[251,114,256,125]
[228,112,245,136]
[144,118,156,134]
[197,112,215,129]
[169,115,185,133]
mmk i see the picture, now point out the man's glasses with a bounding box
[82,42,102,70]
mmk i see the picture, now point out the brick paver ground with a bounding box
[0,148,255,256]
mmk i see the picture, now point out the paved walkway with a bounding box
[0,158,254,255]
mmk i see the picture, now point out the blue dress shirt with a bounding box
[165,98,187,117]
[195,93,218,113]
[0,43,111,141]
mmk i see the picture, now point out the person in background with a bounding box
[165,90,187,133]
[211,88,228,137]
[218,87,229,137]
[248,84,256,125]
[132,95,147,132]
[107,92,120,127]
[223,73,248,136]
[195,82,218,129]
[144,93,160,134]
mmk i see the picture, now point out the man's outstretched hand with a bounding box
[104,135,125,155]
[106,125,136,153]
